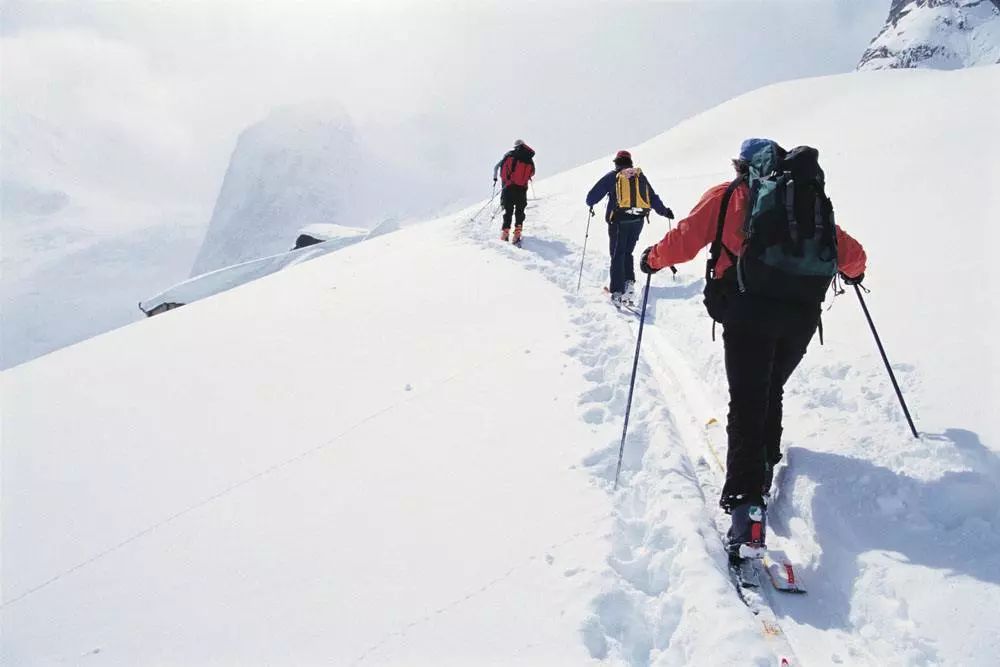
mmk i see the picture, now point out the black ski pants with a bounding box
[607,217,643,294]
[501,185,527,229]
[720,318,816,507]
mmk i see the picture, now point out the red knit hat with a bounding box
[615,150,632,161]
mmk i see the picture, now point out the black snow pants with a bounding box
[501,185,528,229]
[720,314,817,508]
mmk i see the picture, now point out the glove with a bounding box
[493,176,498,184]
[840,272,864,285]
[640,246,660,275]
[589,206,595,217]
[663,208,675,220]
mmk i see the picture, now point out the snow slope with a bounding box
[858,0,1000,70]
[4,66,999,666]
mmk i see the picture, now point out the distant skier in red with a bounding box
[493,140,536,245]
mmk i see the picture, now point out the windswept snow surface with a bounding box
[4,66,1000,666]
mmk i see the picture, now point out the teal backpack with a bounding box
[711,142,839,306]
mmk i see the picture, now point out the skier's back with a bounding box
[493,140,535,245]
[585,150,673,306]
[640,138,867,563]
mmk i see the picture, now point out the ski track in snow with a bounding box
[460,200,778,666]
[459,187,999,666]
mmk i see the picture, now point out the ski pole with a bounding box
[614,272,652,490]
[577,207,594,292]
[469,183,498,223]
[853,284,919,438]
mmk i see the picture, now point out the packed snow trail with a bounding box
[462,203,787,665]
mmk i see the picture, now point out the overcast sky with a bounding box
[1,0,888,218]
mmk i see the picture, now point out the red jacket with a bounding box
[646,181,866,279]
[501,155,535,188]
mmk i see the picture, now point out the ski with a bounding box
[762,551,806,594]
[602,286,642,316]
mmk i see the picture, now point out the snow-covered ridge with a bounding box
[139,223,377,316]
[858,0,1000,70]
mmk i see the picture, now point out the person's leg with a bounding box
[609,223,627,294]
[761,323,816,492]
[720,322,778,509]
[514,187,527,228]
[620,220,642,291]
[501,188,514,230]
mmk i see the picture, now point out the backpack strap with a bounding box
[706,177,744,281]
[782,173,802,254]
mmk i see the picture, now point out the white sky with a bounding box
[1,0,888,218]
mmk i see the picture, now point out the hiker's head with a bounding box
[733,137,781,174]
[514,139,525,148]
[613,150,633,169]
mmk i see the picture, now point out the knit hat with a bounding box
[613,150,633,167]
[514,139,525,147]
[738,138,774,162]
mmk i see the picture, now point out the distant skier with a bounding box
[638,138,867,564]
[585,150,673,307]
[493,140,536,245]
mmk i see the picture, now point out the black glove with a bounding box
[663,208,675,220]
[493,177,498,184]
[640,246,660,275]
[840,272,864,285]
[589,206,595,217]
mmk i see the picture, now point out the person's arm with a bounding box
[644,177,673,218]
[493,157,504,182]
[645,184,727,270]
[836,226,867,279]
[586,172,614,207]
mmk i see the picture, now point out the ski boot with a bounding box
[623,279,637,307]
[500,228,510,242]
[725,498,767,564]
[511,225,523,246]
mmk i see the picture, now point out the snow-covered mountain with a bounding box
[4,66,999,665]
[189,103,365,276]
[858,0,1000,70]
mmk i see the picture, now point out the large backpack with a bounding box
[709,143,838,308]
[503,145,535,187]
[612,167,651,221]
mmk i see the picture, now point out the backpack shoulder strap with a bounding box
[706,177,744,280]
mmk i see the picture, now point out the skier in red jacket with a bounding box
[639,138,867,563]
[493,140,536,245]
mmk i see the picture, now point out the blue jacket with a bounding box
[586,168,670,222]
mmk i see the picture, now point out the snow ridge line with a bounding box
[1,330,556,609]
[460,196,783,665]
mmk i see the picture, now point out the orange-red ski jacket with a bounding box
[645,181,866,279]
